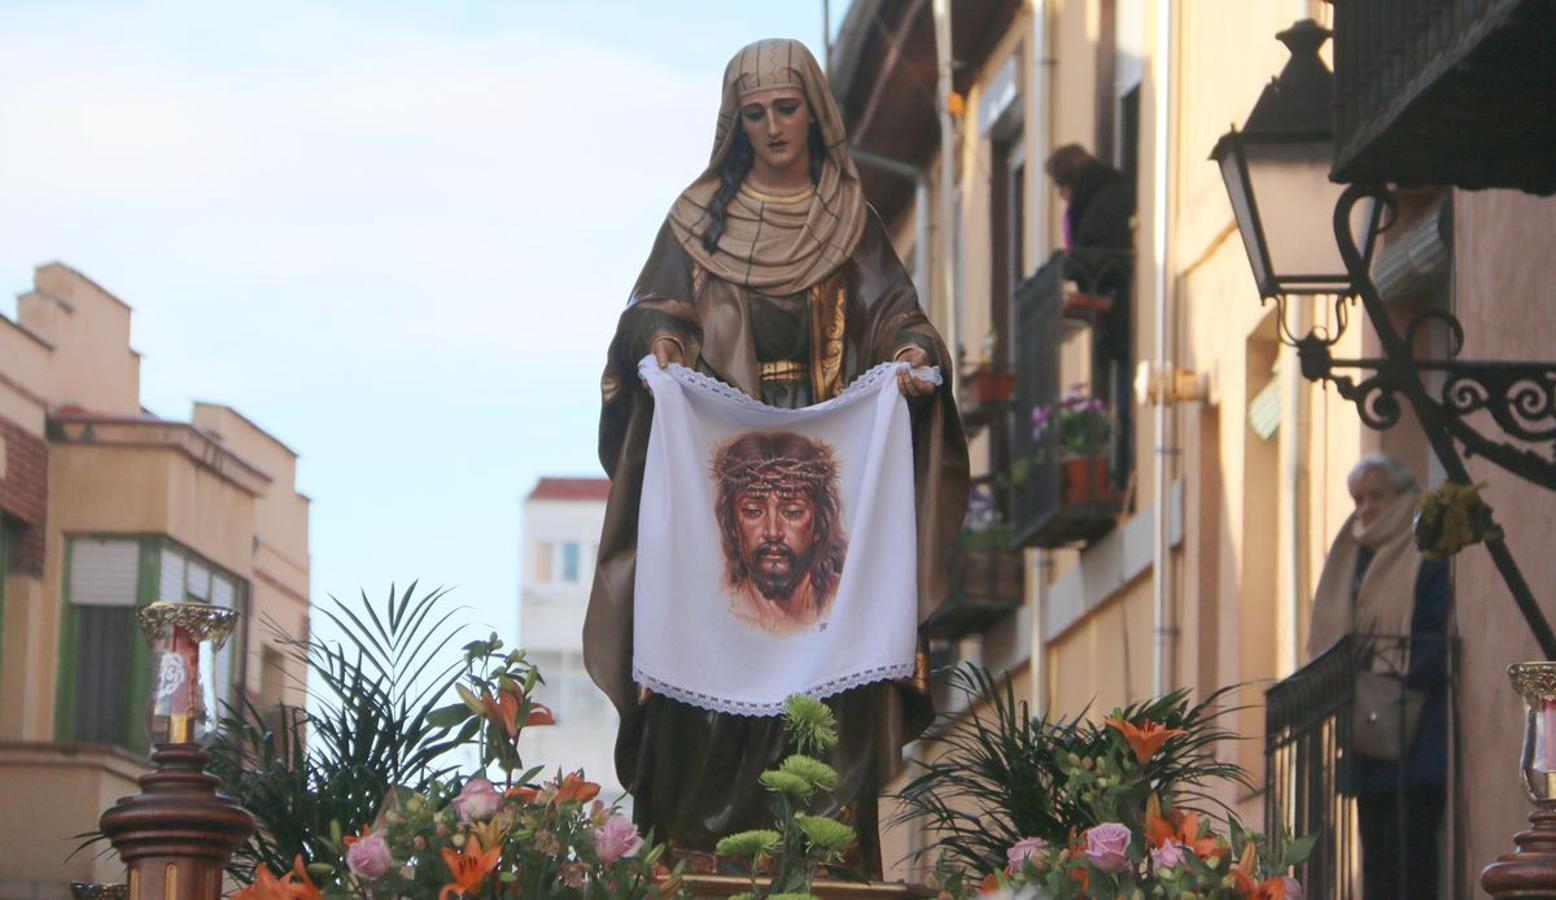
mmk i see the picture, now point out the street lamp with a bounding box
[1211,19,1372,308]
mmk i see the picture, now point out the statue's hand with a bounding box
[651,335,687,369]
[641,335,688,392]
[894,345,937,398]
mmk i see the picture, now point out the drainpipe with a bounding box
[849,146,931,302]
[932,0,960,368]
[1281,303,1311,672]
[1029,0,1052,717]
[1150,0,1177,698]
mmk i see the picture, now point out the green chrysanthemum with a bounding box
[796,814,856,853]
[783,695,838,755]
[759,769,815,799]
[779,754,839,792]
[715,829,782,860]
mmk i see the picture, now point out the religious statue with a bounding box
[584,37,969,875]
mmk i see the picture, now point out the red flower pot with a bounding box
[964,367,1015,406]
[1061,455,1115,505]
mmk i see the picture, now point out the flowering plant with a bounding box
[1030,389,1113,459]
[1414,479,1504,558]
[227,603,686,899]
[895,667,1313,899]
[714,695,858,898]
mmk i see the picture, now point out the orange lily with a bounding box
[506,784,540,804]
[977,872,1003,895]
[1249,877,1290,900]
[554,770,601,804]
[482,684,555,738]
[1229,841,1261,896]
[1144,800,1224,862]
[1105,716,1188,765]
[440,834,501,900]
[233,855,320,900]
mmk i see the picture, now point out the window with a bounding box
[532,541,553,583]
[61,537,143,746]
[560,542,581,584]
[58,536,248,749]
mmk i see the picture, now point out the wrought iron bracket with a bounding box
[1291,183,1556,658]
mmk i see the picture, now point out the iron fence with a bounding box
[1265,633,1463,899]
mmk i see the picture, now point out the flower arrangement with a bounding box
[897,667,1312,899]
[1030,389,1113,459]
[713,695,857,899]
[1414,479,1504,558]
[217,586,685,899]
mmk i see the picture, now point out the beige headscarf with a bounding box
[667,38,868,296]
[1307,488,1424,664]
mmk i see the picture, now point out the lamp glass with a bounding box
[1245,139,1349,289]
[138,601,237,745]
[1512,663,1556,807]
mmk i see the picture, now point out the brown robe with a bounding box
[584,210,968,872]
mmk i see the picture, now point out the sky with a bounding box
[0,0,833,644]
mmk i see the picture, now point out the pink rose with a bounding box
[1084,822,1133,873]
[1282,876,1303,900]
[1149,837,1187,871]
[451,776,503,822]
[1005,836,1048,874]
[592,814,643,863]
[346,830,393,880]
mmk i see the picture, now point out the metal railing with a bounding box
[1008,249,1133,550]
[1265,634,1463,899]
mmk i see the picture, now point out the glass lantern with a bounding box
[1510,662,1556,807]
[137,601,238,745]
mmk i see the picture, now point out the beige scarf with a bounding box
[668,38,867,296]
[1308,489,1424,665]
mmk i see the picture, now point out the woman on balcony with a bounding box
[1308,451,1453,899]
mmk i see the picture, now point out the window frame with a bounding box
[53,534,249,752]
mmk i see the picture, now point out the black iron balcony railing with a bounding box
[1265,634,1463,899]
[924,520,1024,639]
[1009,248,1133,550]
[1331,0,1556,193]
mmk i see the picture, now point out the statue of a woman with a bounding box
[584,38,968,874]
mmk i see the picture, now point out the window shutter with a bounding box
[159,547,186,603]
[69,539,140,607]
[185,558,211,601]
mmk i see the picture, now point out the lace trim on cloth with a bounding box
[632,661,918,717]
[638,355,942,416]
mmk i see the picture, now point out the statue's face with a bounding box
[739,87,812,179]
[735,488,818,599]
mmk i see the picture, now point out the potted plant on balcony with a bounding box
[1031,389,1117,506]
[960,330,1016,408]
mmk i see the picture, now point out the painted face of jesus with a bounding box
[736,489,818,600]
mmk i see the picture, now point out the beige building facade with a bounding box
[831,0,1556,890]
[0,263,310,897]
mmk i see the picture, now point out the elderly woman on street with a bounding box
[1308,451,1452,899]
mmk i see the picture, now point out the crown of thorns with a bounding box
[714,454,837,495]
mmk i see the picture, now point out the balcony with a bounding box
[1330,0,1556,194]
[1264,634,1462,899]
[924,515,1024,640]
[1008,249,1132,550]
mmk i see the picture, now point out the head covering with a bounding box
[668,38,868,296]
[1307,487,1425,665]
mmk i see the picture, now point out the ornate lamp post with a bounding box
[98,602,253,900]
[1211,19,1556,660]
